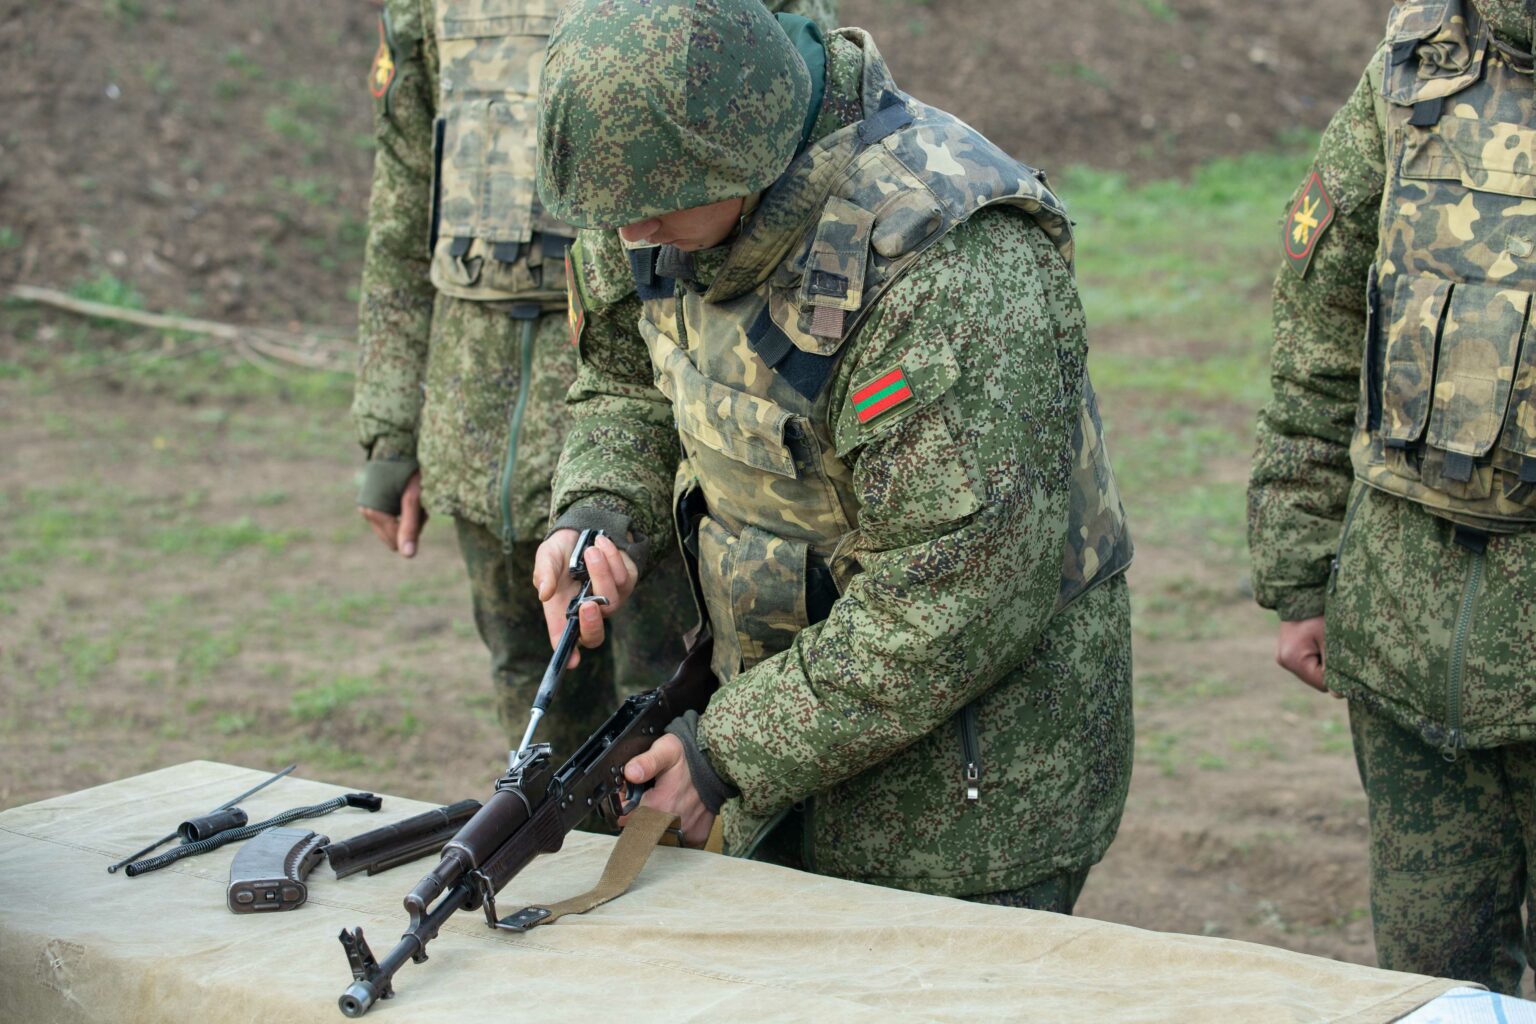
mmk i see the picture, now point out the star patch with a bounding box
[1283,170,1336,277]
[369,15,397,104]
[565,246,586,348]
[852,366,912,424]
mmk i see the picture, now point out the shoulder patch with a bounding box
[834,332,963,458]
[565,245,586,349]
[369,13,399,111]
[1283,170,1336,277]
[852,366,912,424]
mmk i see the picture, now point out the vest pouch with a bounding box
[1379,273,1452,479]
[656,328,799,479]
[1495,317,1536,506]
[695,517,809,683]
[1382,0,1483,106]
[1400,116,1536,202]
[1420,282,1529,498]
[429,0,561,302]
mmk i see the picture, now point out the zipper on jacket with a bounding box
[1442,541,1487,761]
[1327,485,1369,596]
[958,702,981,804]
[498,314,537,546]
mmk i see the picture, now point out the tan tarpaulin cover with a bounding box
[0,761,1454,1024]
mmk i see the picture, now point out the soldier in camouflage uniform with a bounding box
[530,0,1135,908]
[1250,0,1536,992]
[351,0,834,756]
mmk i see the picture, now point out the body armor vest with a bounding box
[428,0,571,306]
[633,95,1133,683]
[1355,0,1536,531]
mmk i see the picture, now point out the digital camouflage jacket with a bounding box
[552,30,1134,896]
[1250,0,1536,751]
[350,0,837,537]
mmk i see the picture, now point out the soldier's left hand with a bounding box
[533,529,638,665]
[621,734,714,847]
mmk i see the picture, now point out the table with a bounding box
[0,761,1459,1023]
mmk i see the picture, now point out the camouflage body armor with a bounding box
[628,95,1134,686]
[1354,0,1536,532]
[428,0,572,305]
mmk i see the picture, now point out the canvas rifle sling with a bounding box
[508,804,682,930]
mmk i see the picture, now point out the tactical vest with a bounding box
[1355,0,1536,532]
[632,96,1133,684]
[428,0,571,306]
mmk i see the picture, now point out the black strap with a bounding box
[857,92,913,145]
[654,245,695,283]
[541,233,575,260]
[805,556,837,625]
[628,246,675,301]
[1453,524,1490,554]
[492,241,524,263]
[745,307,836,400]
[1390,38,1419,65]
[448,236,473,259]
[1409,96,1445,127]
[1521,458,1536,484]
[1441,451,1475,483]
[1365,268,1384,432]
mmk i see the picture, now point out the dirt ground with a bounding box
[2,0,1411,984]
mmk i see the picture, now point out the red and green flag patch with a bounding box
[1283,170,1335,277]
[852,367,912,424]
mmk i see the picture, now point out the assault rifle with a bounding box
[335,634,716,1017]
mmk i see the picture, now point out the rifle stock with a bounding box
[337,635,717,1017]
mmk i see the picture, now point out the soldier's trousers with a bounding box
[967,867,1092,914]
[454,518,692,760]
[1350,698,1536,994]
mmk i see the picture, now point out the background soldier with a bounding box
[350,0,836,757]
[1249,0,1536,992]
[532,0,1135,908]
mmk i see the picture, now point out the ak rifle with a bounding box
[336,635,716,1017]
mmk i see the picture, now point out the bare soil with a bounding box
[1,0,1403,982]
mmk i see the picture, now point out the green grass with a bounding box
[1061,142,1317,571]
[289,673,377,723]
[1065,146,1312,341]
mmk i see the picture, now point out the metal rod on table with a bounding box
[106,763,298,874]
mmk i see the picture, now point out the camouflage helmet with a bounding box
[537,0,811,229]
[1472,0,1534,48]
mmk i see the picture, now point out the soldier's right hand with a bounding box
[1276,616,1338,696]
[359,471,427,558]
[534,529,637,666]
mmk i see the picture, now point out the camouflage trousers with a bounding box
[1350,697,1536,994]
[454,518,694,758]
[967,867,1092,914]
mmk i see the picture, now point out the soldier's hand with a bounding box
[1276,616,1337,696]
[621,733,714,847]
[534,529,637,666]
[359,471,427,558]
